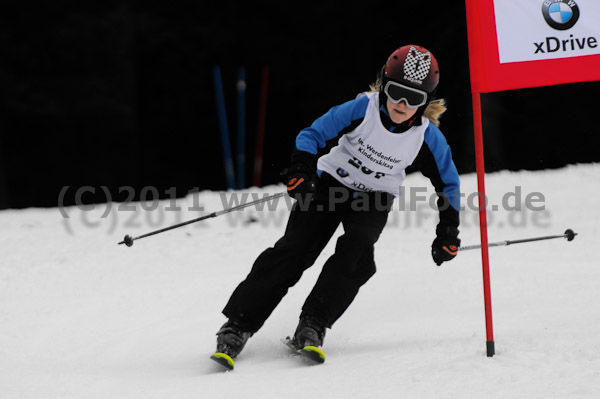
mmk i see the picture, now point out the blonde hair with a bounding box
[423,98,446,128]
[369,78,447,127]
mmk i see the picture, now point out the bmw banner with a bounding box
[465,0,600,92]
[463,0,600,358]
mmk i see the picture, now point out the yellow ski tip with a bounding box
[210,352,235,370]
[302,346,326,361]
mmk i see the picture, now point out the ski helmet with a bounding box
[382,45,439,94]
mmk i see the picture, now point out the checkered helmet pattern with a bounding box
[383,44,439,93]
[403,46,432,83]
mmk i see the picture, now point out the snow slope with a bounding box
[1,164,599,399]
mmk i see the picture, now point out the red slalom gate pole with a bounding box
[253,66,270,187]
[472,91,495,357]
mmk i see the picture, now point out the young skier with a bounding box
[211,45,461,368]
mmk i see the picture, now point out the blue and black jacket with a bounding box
[292,94,460,229]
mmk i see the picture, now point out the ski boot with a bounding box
[210,320,253,370]
[284,315,327,364]
[294,315,326,348]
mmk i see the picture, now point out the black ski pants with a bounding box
[223,175,393,333]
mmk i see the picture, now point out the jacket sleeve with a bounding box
[410,124,461,229]
[294,94,370,155]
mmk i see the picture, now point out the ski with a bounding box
[210,339,326,370]
[210,352,235,371]
[281,337,326,364]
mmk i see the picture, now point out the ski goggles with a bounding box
[383,81,428,109]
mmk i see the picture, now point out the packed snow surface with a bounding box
[1,164,599,398]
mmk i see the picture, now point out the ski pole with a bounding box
[458,229,577,251]
[118,191,287,247]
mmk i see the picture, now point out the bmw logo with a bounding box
[542,0,580,31]
[336,168,349,178]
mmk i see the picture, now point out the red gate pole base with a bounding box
[487,341,495,357]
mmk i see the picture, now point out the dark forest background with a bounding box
[1,1,598,209]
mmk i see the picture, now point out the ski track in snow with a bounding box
[1,164,599,398]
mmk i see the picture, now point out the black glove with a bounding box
[431,225,460,266]
[285,150,316,200]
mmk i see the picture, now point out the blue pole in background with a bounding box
[237,67,246,189]
[212,65,236,190]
